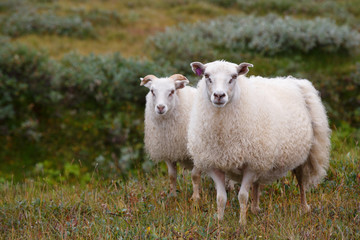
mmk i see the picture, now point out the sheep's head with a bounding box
[191,60,253,108]
[140,74,189,115]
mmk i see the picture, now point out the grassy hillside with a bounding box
[9,0,240,58]
[1,129,359,239]
[0,0,360,238]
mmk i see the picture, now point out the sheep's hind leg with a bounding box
[190,167,201,201]
[238,169,256,225]
[293,166,311,212]
[165,161,177,197]
[209,169,227,220]
[251,182,261,214]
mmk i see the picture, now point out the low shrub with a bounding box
[0,8,95,38]
[0,0,23,12]
[0,42,173,135]
[210,0,355,25]
[0,43,59,134]
[93,108,146,179]
[56,52,173,109]
[148,14,360,73]
[70,8,122,26]
[345,63,360,126]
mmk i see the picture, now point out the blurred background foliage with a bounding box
[0,0,359,183]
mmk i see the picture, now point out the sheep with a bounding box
[187,60,331,225]
[140,74,201,200]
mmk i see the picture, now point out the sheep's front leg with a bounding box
[251,182,261,214]
[190,167,201,201]
[238,169,256,225]
[165,161,177,197]
[209,169,227,220]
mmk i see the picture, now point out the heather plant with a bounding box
[149,15,360,73]
[0,42,172,136]
[0,43,59,135]
[211,0,354,24]
[69,8,122,26]
[0,0,23,12]
[0,8,95,38]
[57,52,173,109]
[347,63,360,125]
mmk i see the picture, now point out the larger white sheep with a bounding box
[141,74,200,200]
[188,60,331,225]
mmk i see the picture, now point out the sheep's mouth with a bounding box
[156,110,167,115]
[212,101,227,107]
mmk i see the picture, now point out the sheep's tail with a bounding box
[296,80,331,190]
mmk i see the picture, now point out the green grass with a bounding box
[1,130,359,239]
[9,0,238,59]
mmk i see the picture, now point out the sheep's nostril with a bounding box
[157,105,165,112]
[214,92,226,100]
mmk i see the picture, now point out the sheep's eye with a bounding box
[204,74,212,83]
[169,90,175,96]
[229,75,237,84]
[151,90,155,96]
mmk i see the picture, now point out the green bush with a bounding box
[210,0,355,25]
[0,0,23,12]
[56,52,173,109]
[0,8,95,38]
[0,43,59,134]
[93,109,146,179]
[345,63,360,126]
[70,8,122,26]
[0,42,173,135]
[148,14,360,73]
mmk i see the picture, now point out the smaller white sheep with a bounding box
[140,74,200,200]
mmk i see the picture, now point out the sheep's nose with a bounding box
[213,92,226,100]
[157,104,165,112]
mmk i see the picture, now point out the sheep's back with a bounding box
[188,76,313,174]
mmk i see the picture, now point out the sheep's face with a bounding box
[140,74,189,115]
[191,61,253,108]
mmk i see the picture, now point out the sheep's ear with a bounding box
[237,62,253,75]
[169,74,189,89]
[190,62,205,76]
[140,75,157,88]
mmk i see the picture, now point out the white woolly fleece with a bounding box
[188,70,330,188]
[144,86,197,167]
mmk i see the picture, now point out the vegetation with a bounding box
[0,0,359,238]
[0,128,359,239]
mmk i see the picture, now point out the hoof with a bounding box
[190,194,200,202]
[251,206,261,214]
[168,191,177,198]
[302,204,311,213]
[239,216,247,226]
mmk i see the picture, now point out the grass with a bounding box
[6,0,360,59]
[10,0,239,59]
[1,130,359,239]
